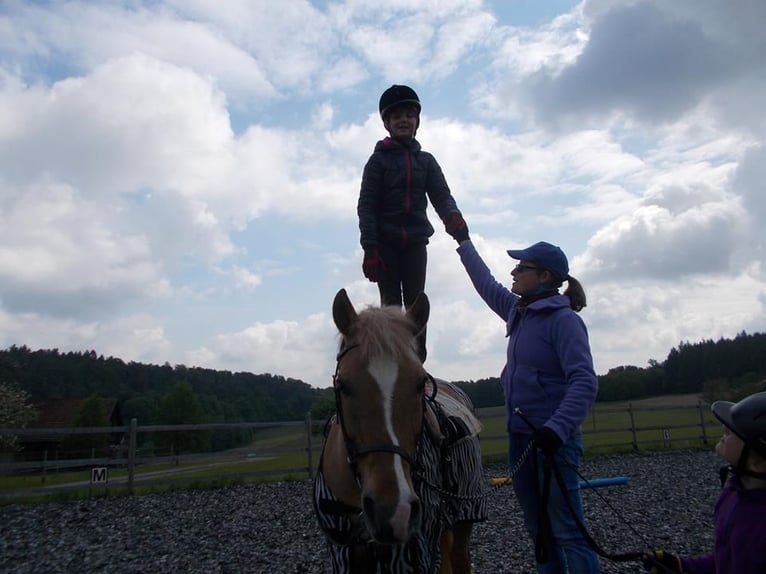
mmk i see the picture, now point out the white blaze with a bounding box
[367,356,415,535]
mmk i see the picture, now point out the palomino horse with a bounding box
[312,289,487,573]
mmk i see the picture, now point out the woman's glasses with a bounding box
[513,264,541,274]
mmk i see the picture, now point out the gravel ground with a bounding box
[0,450,721,573]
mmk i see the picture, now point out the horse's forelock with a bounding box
[351,306,418,362]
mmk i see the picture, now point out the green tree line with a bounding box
[0,346,323,426]
[3,331,766,438]
[454,331,766,407]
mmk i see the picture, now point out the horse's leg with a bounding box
[448,521,474,574]
[439,528,454,574]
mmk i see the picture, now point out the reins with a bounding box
[538,454,684,573]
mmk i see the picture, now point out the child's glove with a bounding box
[531,426,562,456]
[444,212,469,243]
[362,248,386,282]
[642,550,684,573]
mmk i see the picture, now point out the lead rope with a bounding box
[501,439,535,485]
[414,393,534,502]
[415,441,534,502]
[513,408,650,566]
[544,457,688,574]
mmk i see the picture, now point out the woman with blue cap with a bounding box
[452,229,599,573]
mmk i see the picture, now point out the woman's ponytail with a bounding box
[564,275,586,312]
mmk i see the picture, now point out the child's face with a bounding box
[384,105,419,142]
[716,424,745,466]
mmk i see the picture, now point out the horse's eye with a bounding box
[336,380,352,397]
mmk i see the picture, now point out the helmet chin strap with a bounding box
[720,444,766,486]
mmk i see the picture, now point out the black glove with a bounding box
[531,426,562,456]
[642,550,684,573]
[444,212,469,244]
[362,248,386,282]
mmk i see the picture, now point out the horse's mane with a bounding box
[345,305,419,362]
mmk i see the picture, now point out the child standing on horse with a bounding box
[357,84,467,362]
[643,391,766,573]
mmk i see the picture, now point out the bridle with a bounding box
[332,341,434,482]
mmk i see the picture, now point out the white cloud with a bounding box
[0,1,276,103]
[581,199,745,279]
[229,266,263,290]
[734,145,766,224]
[0,179,166,317]
[0,0,764,387]
[517,0,765,134]
[0,310,173,363]
[585,271,766,372]
[200,312,336,386]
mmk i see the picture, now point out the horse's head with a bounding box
[329,288,430,544]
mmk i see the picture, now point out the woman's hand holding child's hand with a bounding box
[445,213,469,244]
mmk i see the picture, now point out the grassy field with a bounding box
[0,394,718,503]
[477,393,716,460]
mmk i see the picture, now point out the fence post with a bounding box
[628,403,638,451]
[127,418,137,495]
[305,412,314,479]
[698,400,708,446]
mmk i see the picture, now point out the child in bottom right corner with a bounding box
[643,391,766,574]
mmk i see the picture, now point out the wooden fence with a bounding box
[0,401,719,500]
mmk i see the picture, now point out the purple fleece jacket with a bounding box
[457,240,597,441]
[681,475,766,574]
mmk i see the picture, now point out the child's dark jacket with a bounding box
[358,137,461,250]
[682,475,766,573]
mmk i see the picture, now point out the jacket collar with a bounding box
[509,294,570,326]
[377,136,421,152]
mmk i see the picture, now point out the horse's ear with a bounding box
[333,288,358,335]
[407,292,429,334]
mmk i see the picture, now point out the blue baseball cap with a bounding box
[507,241,569,281]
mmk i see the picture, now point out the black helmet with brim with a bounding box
[712,391,766,458]
[379,85,421,119]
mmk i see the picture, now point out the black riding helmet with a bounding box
[712,391,766,482]
[379,85,421,120]
[712,391,766,458]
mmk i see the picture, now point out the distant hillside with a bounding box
[0,345,330,424]
[456,331,766,407]
[2,330,765,428]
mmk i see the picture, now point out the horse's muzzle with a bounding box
[362,493,422,544]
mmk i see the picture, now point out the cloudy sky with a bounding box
[1,0,764,389]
